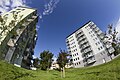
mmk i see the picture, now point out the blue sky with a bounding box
[0,0,120,58]
[31,0,120,58]
[29,0,120,58]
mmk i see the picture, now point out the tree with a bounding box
[57,50,69,78]
[40,50,54,70]
[104,24,119,57]
[33,58,40,68]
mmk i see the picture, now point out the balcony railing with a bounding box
[80,43,90,49]
[81,48,92,57]
[84,58,96,66]
[79,39,88,46]
[91,24,96,29]
[77,36,86,42]
[66,40,69,43]
[86,54,94,59]
[76,31,84,38]
[87,59,96,64]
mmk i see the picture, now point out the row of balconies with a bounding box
[8,22,36,64]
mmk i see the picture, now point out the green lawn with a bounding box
[0,56,120,80]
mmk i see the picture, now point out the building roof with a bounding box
[66,20,92,38]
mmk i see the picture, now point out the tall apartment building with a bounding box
[66,21,114,68]
[0,7,38,69]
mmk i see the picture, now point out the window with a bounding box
[69,36,73,39]
[74,63,76,66]
[100,46,103,49]
[71,42,75,45]
[16,9,21,10]
[75,49,77,51]
[95,43,98,45]
[17,11,21,13]
[77,53,78,55]
[22,9,25,11]
[100,52,103,55]
[95,38,97,40]
[98,48,100,50]
[98,42,100,44]
[68,47,70,49]
[77,63,78,65]
[75,54,76,56]
[74,59,75,61]
[4,14,8,16]
[10,11,16,13]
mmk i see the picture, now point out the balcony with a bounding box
[86,54,94,59]
[76,31,84,38]
[77,36,86,42]
[7,35,19,47]
[84,48,92,53]
[84,58,96,66]
[94,27,100,33]
[66,43,70,46]
[81,48,92,57]
[66,40,69,43]
[80,43,90,50]
[79,39,88,46]
[87,59,96,64]
[108,47,115,54]
[27,19,34,22]
[82,52,94,60]
[32,15,38,19]
[91,24,96,29]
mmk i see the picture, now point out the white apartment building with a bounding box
[66,21,115,68]
[0,7,38,69]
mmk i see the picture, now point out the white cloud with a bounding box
[0,0,29,14]
[36,25,40,31]
[43,0,60,15]
[33,55,37,59]
[116,18,120,38]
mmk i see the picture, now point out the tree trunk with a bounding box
[61,68,63,78]
[63,67,65,78]
[47,67,49,73]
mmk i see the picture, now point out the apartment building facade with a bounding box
[0,7,38,69]
[66,21,115,68]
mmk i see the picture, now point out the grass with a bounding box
[0,56,120,80]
